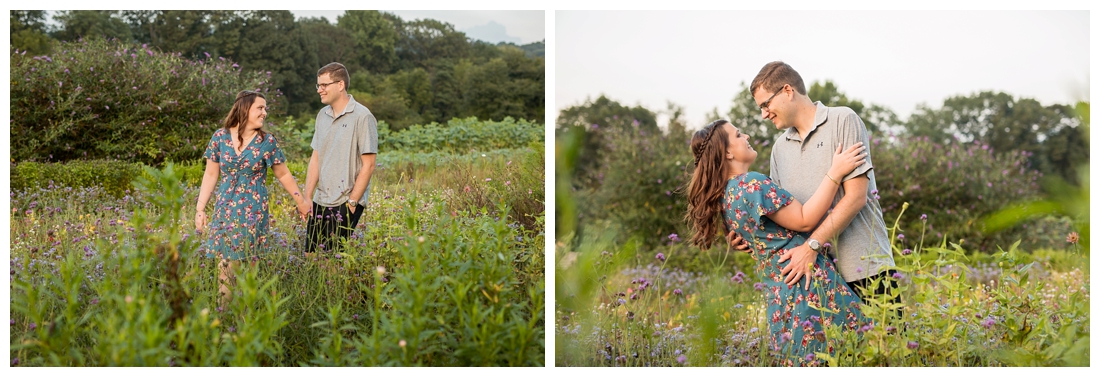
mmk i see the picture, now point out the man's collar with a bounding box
[326,94,359,117]
[784,102,829,141]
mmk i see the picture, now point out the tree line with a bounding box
[10,10,545,130]
[556,83,1089,249]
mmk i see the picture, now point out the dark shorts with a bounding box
[305,201,364,253]
[847,269,903,318]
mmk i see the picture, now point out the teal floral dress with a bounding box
[201,128,287,260]
[722,172,867,366]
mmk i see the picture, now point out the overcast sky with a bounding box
[290,10,545,44]
[557,10,1090,129]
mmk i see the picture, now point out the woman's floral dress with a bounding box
[201,128,286,260]
[722,172,867,366]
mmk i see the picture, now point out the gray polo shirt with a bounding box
[769,102,894,282]
[311,95,379,208]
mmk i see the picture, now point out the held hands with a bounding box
[195,210,207,232]
[778,243,816,289]
[294,195,311,221]
[726,229,752,253]
[828,142,867,184]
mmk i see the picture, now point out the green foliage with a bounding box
[338,10,399,75]
[556,98,690,248]
[51,11,132,43]
[906,91,1089,185]
[380,117,544,154]
[19,11,544,137]
[873,135,1055,252]
[10,10,54,55]
[503,40,545,58]
[9,153,545,366]
[11,160,144,197]
[982,102,1090,255]
[555,208,1091,366]
[9,37,277,165]
[556,95,661,190]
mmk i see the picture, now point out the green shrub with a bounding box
[10,160,143,196]
[379,116,543,154]
[565,121,694,248]
[873,136,1061,251]
[10,37,277,165]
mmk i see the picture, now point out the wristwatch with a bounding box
[807,238,823,252]
[347,199,358,211]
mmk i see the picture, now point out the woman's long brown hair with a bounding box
[684,119,732,250]
[222,90,267,150]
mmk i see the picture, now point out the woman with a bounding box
[685,119,868,366]
[194,90,311,304]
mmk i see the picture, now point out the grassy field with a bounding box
[555,213,1090,367]
[8,144,546,366]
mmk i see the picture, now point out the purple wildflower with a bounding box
[668,233,680,242]
[731,271,745,284]
[656,253,666,262]
[981,318,996,329]
[673,289,683,295]
[677,355,687,364]
[907,341,919,350]
[901,248,912,256]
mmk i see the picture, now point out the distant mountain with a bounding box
[498,40,544,58]
[462,21,521,45]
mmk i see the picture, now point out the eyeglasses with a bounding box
[316,81,341,90]
[758,85,787,111]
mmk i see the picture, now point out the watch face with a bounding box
[809,239,821,250]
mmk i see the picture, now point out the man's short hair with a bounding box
[318,62,350,91]
[750,61,807,96]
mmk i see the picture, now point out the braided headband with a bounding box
[693,122,721,167]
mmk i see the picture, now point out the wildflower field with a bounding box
[555,213,1089,367]
[9,141,546,366]
[554,102,1090,366]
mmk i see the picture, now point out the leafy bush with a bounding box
[380,117,543,154]
[9,37,278,165]
[873,136,1064,251]
[10,160,143,196]
[562,119,693,248]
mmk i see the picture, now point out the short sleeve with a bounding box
[742,172,794,222]
[203,130,221,163]
[263,133,287,166]
[837,111,873,181]
[768,143,781,186]
[310,111,324,151]
[359,112,379,154]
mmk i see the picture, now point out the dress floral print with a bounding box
[722,172,867,366]
[201,128,286,260]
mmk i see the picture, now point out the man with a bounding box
[305,62,378,254]
[733,61,898,306]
